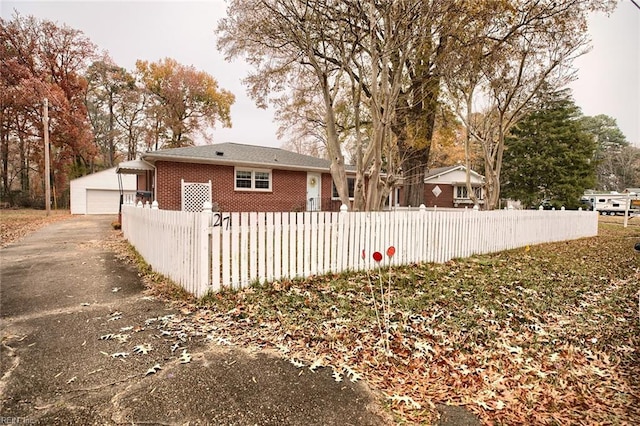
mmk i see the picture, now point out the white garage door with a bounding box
[86,189,125,214]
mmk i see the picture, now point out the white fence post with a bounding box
[199,202,213,296]
[337,205,348,272]
[121,205,598,296]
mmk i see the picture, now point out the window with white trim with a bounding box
[455,185,482,199]
[456,185,469,199]
[332,177,355,199]
[234,168,272,191]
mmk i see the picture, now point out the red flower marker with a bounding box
[386,246,396,258]
[372,251,383,263]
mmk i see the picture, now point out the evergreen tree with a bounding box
[502,89,596,209]
[579,114,630,191]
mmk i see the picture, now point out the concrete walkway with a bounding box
[1,215,387,425]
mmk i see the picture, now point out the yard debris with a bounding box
[116,220,640,425]
[99,333,129,343]
[389,394,421,410]
[289,358,304,368]
[342,365,361,383]
[178,349,191,364]
[111,352,129,359]
[145,364,162,376]
[0,210,71,248]
[132,344,152,355]
[308,357,325,372]
[213,337,232,346]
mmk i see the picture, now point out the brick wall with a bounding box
[155,161,340,212]
[424,183,454,208]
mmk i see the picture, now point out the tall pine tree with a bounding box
[502,89,596,209]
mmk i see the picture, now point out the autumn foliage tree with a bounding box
[135,58,235,149]
[2,12,236,207]
[218,0,614,211]
[85,58,143,167]
[1,13,97,206]
[218,0,441,210]
[444,0,615,209]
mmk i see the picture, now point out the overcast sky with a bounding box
[2,0,639,147]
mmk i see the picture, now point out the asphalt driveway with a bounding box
[0,215,388,425]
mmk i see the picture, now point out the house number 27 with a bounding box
[212,213,231,230]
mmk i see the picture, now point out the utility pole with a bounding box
[43,98,51,216]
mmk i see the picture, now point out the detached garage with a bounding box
[70,168,136,215]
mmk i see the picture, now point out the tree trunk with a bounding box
[395,75,439,208]
[401,152,426,207]
[0,118,8,200]
[318,72,350,209]
[18,134,29,193]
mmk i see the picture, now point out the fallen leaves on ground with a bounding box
[0,209,72,248]
[118,218,640,425]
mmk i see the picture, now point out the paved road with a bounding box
[1,215,387,425]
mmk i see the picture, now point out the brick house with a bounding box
[117,143,484,212]
[422,165,485,208]
[118,143,357,212]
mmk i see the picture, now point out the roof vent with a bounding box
[215,151,224,156]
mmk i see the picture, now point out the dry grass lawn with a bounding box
[3,210,639,424]
[0,209,71,248]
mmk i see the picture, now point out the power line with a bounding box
[630,0,640,11]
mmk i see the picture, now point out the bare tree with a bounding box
[219,0,358,207]
[218,0,430,210]
[444,0,614,209]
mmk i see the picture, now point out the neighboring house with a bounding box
[70,167,136,215]
[120,143,356,212]
[117,143,484,212]
[422,165,485,208]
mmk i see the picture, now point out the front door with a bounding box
[306,173,321,211]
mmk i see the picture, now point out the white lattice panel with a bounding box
[181,179,212,212]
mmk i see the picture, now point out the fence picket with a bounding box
[122,206,598,296]
[310,213,318,275]
[240,212,250,286]
[257,212,265,283]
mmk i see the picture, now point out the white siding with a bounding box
[70,179,87,215]
[425,168,483,185]
[70,168,136,214]
[86,189,136,214]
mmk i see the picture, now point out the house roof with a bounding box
[142,142,354,173]
[70,167,136,190]
[424,165,484,184]
[116,159,155,175]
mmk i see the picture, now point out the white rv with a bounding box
[583,192,640,216]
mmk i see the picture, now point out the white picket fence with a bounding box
[121,204,598,297]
